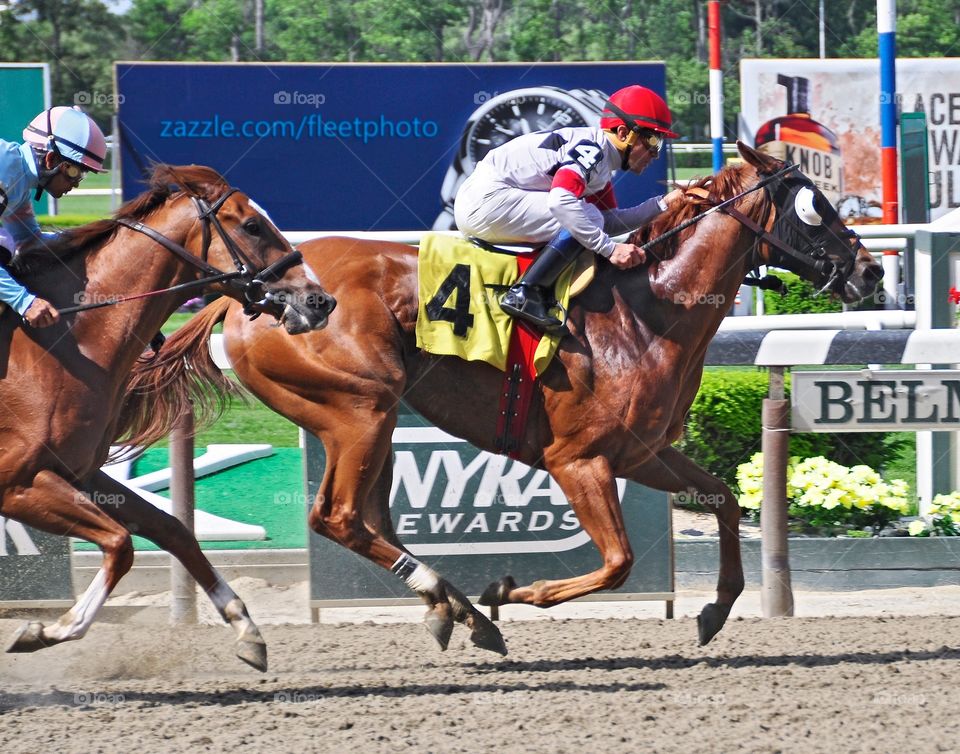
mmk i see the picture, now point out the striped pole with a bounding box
[708,1,724,173]
[878,0,898,222]
[878,0,900,306]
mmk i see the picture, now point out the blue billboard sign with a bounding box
[116,62,668,232]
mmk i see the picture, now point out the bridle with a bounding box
[725,167,860,297]
[641,163,861,298]
[60,185,302,316]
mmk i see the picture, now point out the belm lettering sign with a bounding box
[792,370,960,432]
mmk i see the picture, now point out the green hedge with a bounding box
[761,271,885,314]
[37,214,106,229]
[676,369,911,494]
[762,271,843,315]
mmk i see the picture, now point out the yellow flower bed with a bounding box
[736,453,911,532]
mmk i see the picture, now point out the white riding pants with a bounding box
[454,166,603,245]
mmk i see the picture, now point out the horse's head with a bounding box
[149,165,336,334]
[737,141,883,304]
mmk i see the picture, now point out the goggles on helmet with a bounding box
[60,161,86,182]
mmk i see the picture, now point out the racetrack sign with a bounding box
[304,417,674,607]
[792,370,960,432]
[0,518,73,606]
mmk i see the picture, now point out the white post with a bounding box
[170,405,197,623]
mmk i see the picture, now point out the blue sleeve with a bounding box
[4,202,42,245]
[0,265,35,315]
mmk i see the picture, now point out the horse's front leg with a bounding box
[481,455,636,607]
[3,470,134,653]
[627,447,744,645]
[88,471,267,671]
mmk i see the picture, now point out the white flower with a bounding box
[908,519,929,537]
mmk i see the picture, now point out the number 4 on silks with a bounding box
[425,263,475,337]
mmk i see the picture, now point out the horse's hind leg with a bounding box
[2,470,134,652]
[88,471,267,671]
[311,416,505,655]
[481,455,635,607]
[362,454,505,655]
[628,447,744,645]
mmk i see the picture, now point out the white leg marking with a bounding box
[207,575,261,643]
[43,568,109,643]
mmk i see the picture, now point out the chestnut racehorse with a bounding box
[1,164,334,670]
[121,143,882,655]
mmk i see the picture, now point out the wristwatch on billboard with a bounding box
[432,86,610,230]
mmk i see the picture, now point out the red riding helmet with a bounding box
[600,85,680,139]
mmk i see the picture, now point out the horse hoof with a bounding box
[468,610,508,656]
[697,603,732,646]
[235,639,268,672]
[479,576,516,606]
[5,621,49,653]
[424,608,454,651]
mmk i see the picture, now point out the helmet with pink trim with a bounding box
[23,106,108,173]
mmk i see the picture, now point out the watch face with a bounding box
[464,94,591,170]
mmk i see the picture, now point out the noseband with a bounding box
[115,187,303,308]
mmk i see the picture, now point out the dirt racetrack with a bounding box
[3,608,960,753]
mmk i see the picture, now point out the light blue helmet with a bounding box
[23,106,107,173]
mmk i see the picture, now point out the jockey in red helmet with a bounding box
[454,84,682,331]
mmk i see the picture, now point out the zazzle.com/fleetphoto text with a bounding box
[158,114,441,144]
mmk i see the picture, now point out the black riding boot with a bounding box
[500,231,582,331]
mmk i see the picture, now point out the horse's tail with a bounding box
[112,297,243,459]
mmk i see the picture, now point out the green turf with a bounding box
[56,170,114,218]
[160,312,195,334]
[54,194,112,216]
[150,313,301,448]
[74,448,308,552]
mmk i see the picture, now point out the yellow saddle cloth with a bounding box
[415,233,590,375]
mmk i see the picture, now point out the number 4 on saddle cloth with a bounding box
[415,232,595,457]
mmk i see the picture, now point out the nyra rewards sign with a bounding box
[304,425,673,602]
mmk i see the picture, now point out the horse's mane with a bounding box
[9,164,231,279]
[631,161,763,260]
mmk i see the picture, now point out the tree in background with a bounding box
[2,0,956,140]
[0,0,125,127]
